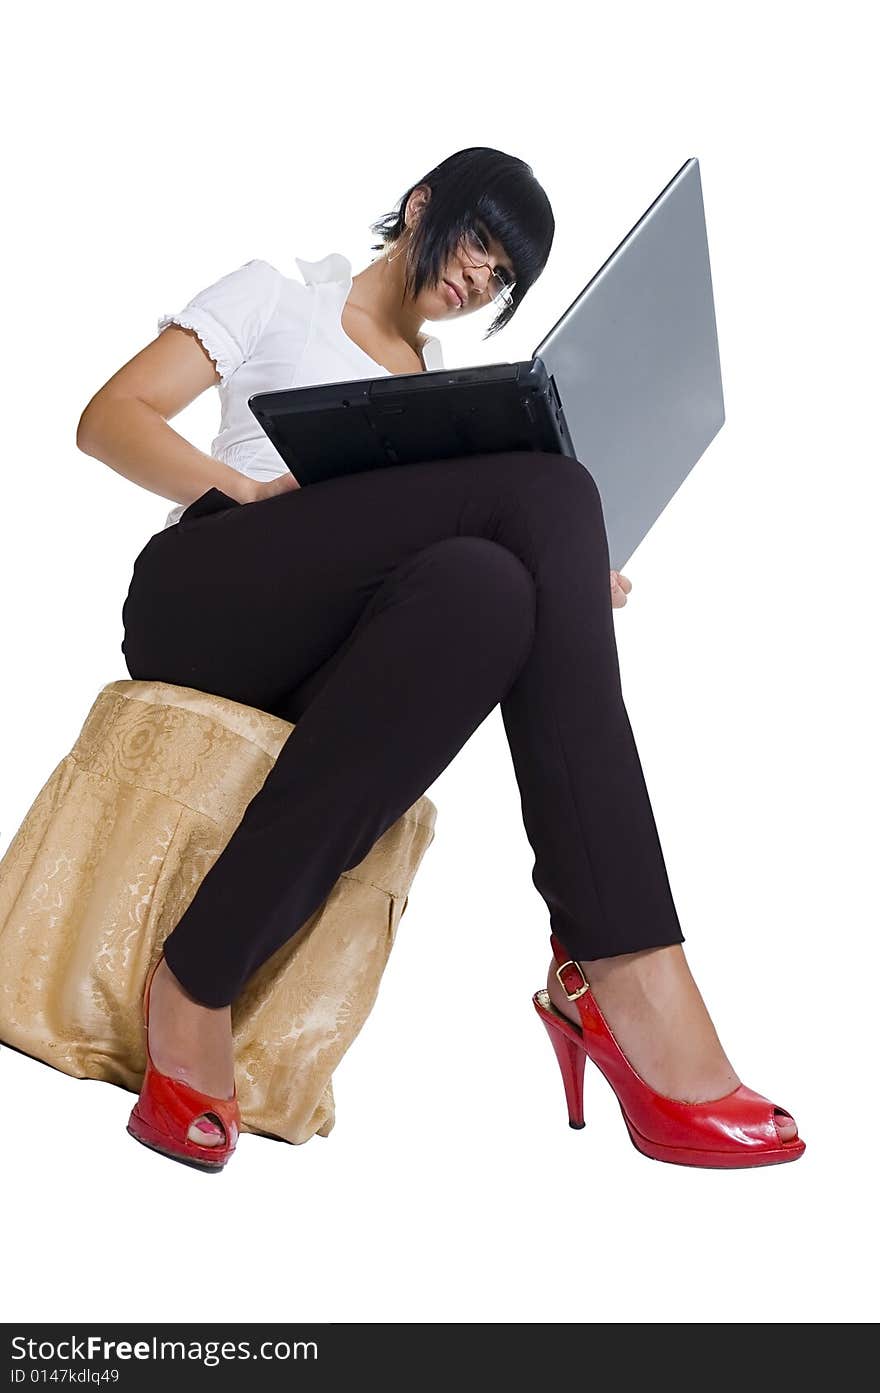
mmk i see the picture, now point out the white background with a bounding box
[1,0,876,1325]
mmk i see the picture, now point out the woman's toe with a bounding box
[188,1114,225,1147]
[773,1109,798,1143]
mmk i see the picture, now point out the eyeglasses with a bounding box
[459,227,516,310]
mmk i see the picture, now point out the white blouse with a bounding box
[156,253,445,530]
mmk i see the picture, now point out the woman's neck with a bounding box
[348,252,426,354]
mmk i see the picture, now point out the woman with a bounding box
[77,146,804,1172]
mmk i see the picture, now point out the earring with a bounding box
[386,227,413,264]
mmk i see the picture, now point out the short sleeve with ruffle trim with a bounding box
[157,258,283,387]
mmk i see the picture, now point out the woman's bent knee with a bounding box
[470,449,604,521]
[525,450,603,505]
[414,535,536,666]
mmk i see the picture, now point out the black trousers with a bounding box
[121,450,684,1008]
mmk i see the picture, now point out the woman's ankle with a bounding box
[547,943,742,1101]
[147,960,235,1098]
[578,942,685,987]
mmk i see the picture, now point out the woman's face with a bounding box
[403,189,516,322]
[432,222,516,320]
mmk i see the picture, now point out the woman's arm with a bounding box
[76,324,258,506]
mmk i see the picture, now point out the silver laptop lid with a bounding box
[535,157,725,571]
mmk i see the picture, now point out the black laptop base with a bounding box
[248,357,575,487]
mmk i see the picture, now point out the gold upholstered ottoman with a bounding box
[0,679,437,1144]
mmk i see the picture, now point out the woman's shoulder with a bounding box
[223,259,311,346]
[262,259,313,312]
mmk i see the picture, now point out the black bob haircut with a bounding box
[369,146,555,340]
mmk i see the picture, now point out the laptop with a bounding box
[248,156,725,571]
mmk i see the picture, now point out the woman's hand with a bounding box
[610,570,632,608]
[247,472,301,503]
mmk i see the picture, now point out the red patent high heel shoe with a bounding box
[533,932,806,1169]
[126,955,240,1172]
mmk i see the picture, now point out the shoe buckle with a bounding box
[555,959,590,1000]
